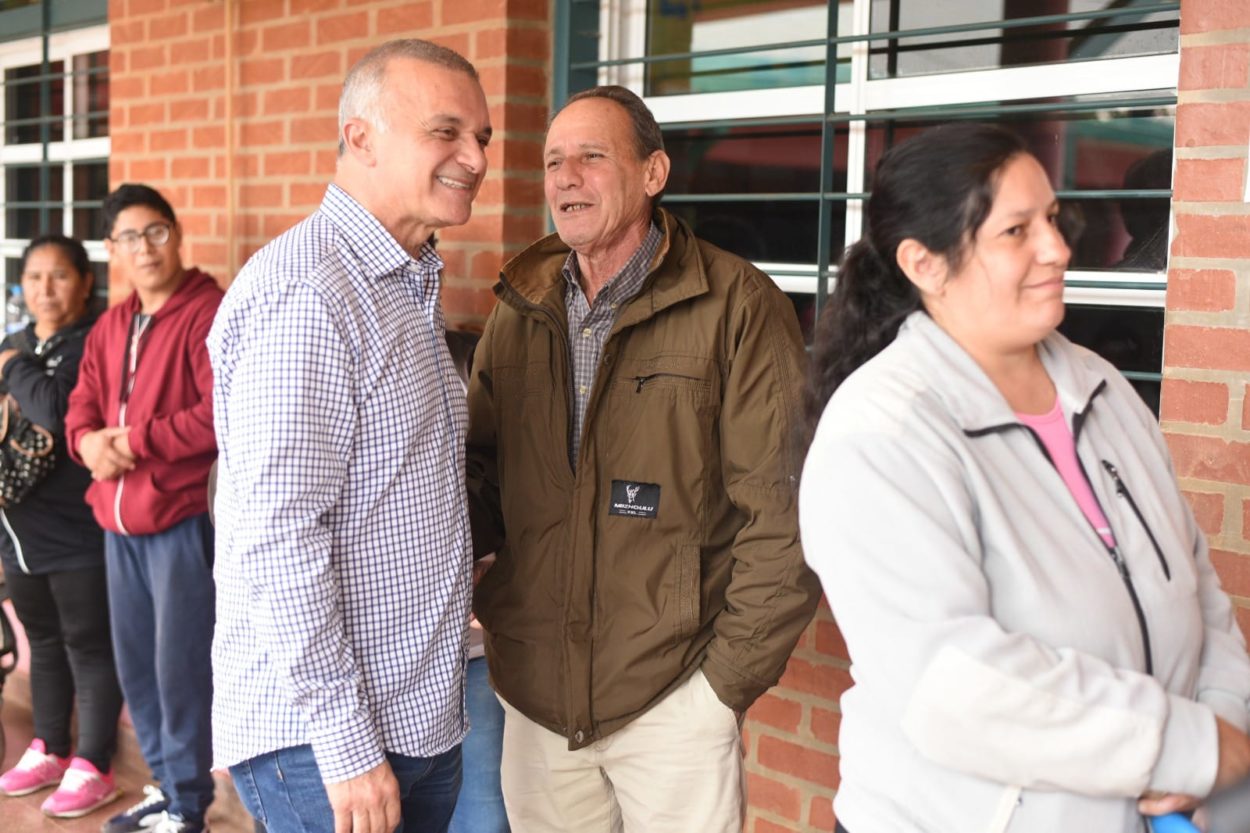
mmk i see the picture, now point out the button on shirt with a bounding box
[563,222,662,466]
[207,184,472,781]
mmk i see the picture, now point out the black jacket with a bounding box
[0,316,103,575]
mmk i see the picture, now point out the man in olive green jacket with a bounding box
[466,85,820,832]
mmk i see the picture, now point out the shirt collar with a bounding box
[318,184,444,280]
[560,222,663,305]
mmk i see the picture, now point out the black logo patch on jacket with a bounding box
[609,480,660,519]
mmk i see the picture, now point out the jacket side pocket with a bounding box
[676,544,701,641]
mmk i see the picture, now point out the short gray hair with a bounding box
[337,39,479,156]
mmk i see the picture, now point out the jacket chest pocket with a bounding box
[611,355,718,404]
[603,355,719,461]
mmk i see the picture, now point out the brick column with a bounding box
[107,0,550,326]
[743,602,846,832]
[1165,0,1250,638]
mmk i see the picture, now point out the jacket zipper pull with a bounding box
[635,375,650,393]
[1111,547,1130,580]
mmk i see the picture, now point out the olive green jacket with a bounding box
[466,210,820,749]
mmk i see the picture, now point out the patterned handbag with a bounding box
[0,393,55,506]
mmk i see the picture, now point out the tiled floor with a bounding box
[0,692,253,833]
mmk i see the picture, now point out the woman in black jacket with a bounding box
[0,235,123,818]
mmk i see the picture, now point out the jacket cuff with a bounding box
[1200,689,1250,734]
[1149,695,1218,797]
[127,420,150,459]
[702,649,769,712]
[66,426,88,465]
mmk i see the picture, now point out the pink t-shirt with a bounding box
[1016,398,1117,549]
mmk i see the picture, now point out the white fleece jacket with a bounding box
[800,312,1250,833]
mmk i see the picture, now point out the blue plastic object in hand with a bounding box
[1151,814,1199,833]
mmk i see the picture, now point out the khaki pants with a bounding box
[497,669,746,833]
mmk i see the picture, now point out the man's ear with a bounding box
[341,118,376,166]
[643,150,671,198]
[895,238,948,298]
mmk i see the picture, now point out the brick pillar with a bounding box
[1165,0,1250,637]
[107,0,550,326]
[743,603,846,832]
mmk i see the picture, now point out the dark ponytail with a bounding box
[804,123,1030,431]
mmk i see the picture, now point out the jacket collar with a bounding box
[497,208,709,328]
[900,311,1111,433]
[121,267,218,322]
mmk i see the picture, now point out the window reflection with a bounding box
[4,61,65,144]
[72,160,109,239]
[5,164,65,239]
[864,100,1173,271]
[1059,304,1162,413]
[645,0,848,95]
[868,0,1179,79]
[667,199,834,264]
[665,124,839,194]
[72,52,109,139]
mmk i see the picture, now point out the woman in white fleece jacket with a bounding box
[799,123,1250,833]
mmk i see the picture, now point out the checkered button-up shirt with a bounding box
[563,222,662,466]
[208,184,472,781]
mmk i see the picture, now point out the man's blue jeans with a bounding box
[230,744,462,833]
[449,657,509,832]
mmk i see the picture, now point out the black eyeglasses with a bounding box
[109,222,173,252]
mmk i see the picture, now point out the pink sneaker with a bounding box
[0,739,69,796]
[40,757,121,818]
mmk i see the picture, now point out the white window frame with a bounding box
[0,24,110,268]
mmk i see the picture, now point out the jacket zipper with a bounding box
[0,508,30,574]
[999,389,1153,675]
[111,313,152,537]
[1100,459,1171,581]
[634,372,702,393]
[113,401,131,536]
[1070,404,1154,675]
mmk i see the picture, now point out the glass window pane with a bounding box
[72,160,109,239]
[1058,303,1162,414]
[644,0,850,95]
[665,198,835,263]
[72,51,109,139]
[868,0,1179,79]
[4,258,21,290]
[1062,196,1170,271]
[665,123,838,195]
[785,291,818,345]
[863,98,1174,270]
[88,260,109,302]
[864,102,1173,191]
[4,165,65,239]
[4,61,65,145]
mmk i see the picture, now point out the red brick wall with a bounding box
[107,0,549,327]
[743,603,845,832]
[1165,0,1250,644]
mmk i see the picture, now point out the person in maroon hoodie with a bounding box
[64,184,222,833]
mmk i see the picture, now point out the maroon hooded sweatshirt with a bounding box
[66,268,223,536]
